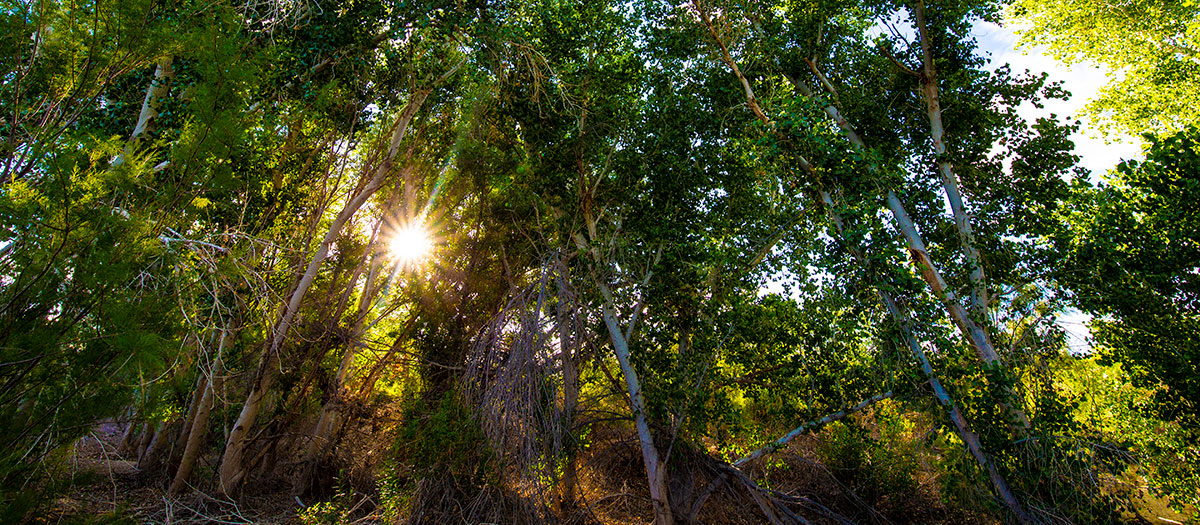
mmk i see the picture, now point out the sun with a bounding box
[388,223,433,265]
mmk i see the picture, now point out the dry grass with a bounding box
[49,404,1077,524]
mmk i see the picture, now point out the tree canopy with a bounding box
[1010,0,1200,135]
[0,0,1197,523]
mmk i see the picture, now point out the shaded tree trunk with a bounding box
[217,75,449,494]
[169,325,231,495]
[167,369,207,479]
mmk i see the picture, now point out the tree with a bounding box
[1056,126,1200,429]
[0,0,242,514]
[3,0,1180,522]
[1010,0,1200,136]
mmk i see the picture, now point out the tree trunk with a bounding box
[138,419,179,475]
[114,56,174,166]
[168,371,207,478]
[216,80,446,495]
[877,289,1033,524]
[294,175,408,496]
[131,57,174,140]
[725,16,1033,432]
[117,412,139,456]
[302,193,395,463]
[885,193,1031,430]
[912,0,988,316]
[135,422,154,461]
[169,326,230,495]
[819,190,1033,523]
[598,282,673,525]
[907,0,1030,433]
[218,350,275,494]
[354,316,419,398]
[733,391,894,468]
[556,274,581,512]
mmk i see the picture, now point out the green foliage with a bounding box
[297,500,349,525]
[0,146,185,514]
[816,408,922,513]
[0,0,282,515]
[1057,127,1200,432]
[395,390,495,485]
[1,0,1195,522]
[1009,0,1200,135]
[1052,351,1200,515]
[376,461,417,524]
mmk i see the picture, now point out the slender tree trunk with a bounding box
[302,188,398,465]
[114,56,174,166]
[556,273,581,511]
[169,326,231,495]
[733,391,894,468]
[355,316,419,398]
[819,190,1032,523]
[168,371,207,478]
[217,78,448,494]
[135,422,154,461]
[912,0,988,316]
[775,66,1005,370]
[131,57,174,140]
[877,289,1032,524]
[218,350,276,494]
[138,419,179,474]
[598,293,673,525]
[756,29,1031,432]
[907,0,1030,432]
[118,412,139,455]
[573,163,671,522]
[559,347,580,511]
[580,231,672,524]
[885,193,1031,430]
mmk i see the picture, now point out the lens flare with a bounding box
[388,223,432,265]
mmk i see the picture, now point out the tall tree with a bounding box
[1056,126,1200,429]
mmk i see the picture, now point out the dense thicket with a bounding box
[0,0,1197,523]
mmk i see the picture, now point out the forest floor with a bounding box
[50,423,301,524]
[46,420,969,524]
[45,419,1192,524]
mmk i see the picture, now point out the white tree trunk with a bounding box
[599,286,674,525]
[114,56,174,167]
[576,221,673,524]
[302,188,398,465]
[820,190,1032,523]
[776,52,1032,432]
[913,0,988,316]
[131,57,174,140]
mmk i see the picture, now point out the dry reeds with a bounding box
[464,254,589,517]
